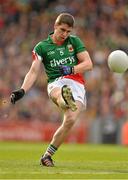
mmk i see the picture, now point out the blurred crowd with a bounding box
[0,0,128,125]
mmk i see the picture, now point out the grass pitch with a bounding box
[0,141,128,179]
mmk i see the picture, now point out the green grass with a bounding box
[0,141,128,179]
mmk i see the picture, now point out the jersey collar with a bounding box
[48,32,68,45]
[48,32,54,44]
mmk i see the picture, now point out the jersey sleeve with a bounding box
[71,36,86,54]
[32,42,43,61]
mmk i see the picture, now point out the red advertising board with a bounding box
[0,120,88,143]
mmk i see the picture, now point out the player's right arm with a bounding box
[21,59,41,92]
[10,59,41,104]
[10,41,43,104]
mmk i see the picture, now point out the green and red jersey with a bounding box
[32,32,86,84]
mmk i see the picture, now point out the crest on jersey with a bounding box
[68,44,74,52]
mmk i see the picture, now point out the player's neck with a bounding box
[51,34,64,45]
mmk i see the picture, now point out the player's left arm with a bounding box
[59,51,93,76]
[74,50,93,74]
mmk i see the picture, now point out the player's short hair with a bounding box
[55,13,75,27]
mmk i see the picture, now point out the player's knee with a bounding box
[63,115,76,130]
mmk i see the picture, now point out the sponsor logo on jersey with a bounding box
[47,51,55,55]
[67,44,74,52]
[50,56,75,67]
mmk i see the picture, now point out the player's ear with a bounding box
[54,24,58,30]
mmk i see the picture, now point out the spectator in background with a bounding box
[0,0,128,143]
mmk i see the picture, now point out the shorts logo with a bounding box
[77,96,82,100]
[49,85,54,89]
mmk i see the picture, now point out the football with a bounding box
[108,50,128,73]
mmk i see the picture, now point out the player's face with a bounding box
[54,23,73,42]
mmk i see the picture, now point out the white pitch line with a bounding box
[0,171,128,174]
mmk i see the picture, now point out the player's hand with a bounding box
[10,89,25,104]
[59,65,74,76]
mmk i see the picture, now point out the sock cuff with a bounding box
[50,144,58,150]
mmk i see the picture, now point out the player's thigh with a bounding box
[63,101,83,122]
[47,79,63,100]
[48,87,61,105]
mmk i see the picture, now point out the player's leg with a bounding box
[40,80,86,167]
[61,85,77,111]
[49,86,77,111]
[46,79,78,111]
[50,101,82,147]
[40,101,83,167]
[50,87,68,110]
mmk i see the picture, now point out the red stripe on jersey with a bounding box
[63,73,85,85]
[32,51,38,61]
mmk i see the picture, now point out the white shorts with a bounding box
[47,78,87,108]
